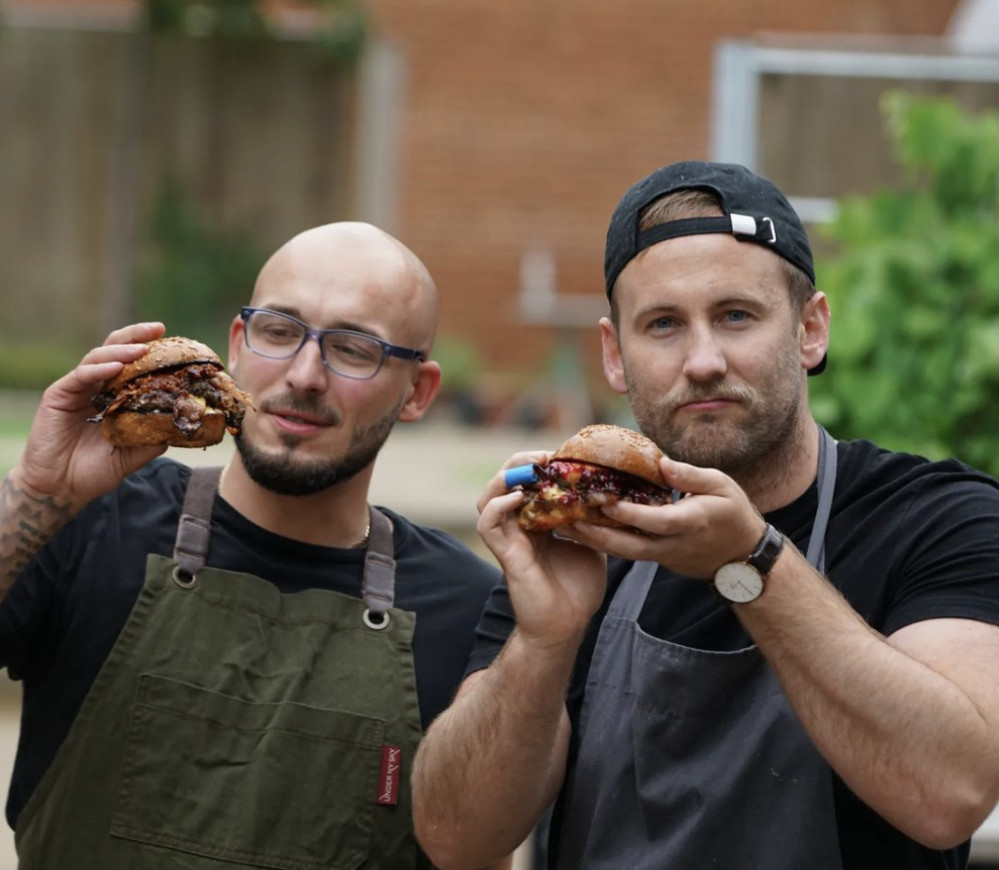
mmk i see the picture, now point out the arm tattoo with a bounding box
[0,474,74,599]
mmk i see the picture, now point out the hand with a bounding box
[477,452,608,651]
[561,456,766,579]
[10,323,168,513]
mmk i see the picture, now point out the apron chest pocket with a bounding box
[111,673,386,870]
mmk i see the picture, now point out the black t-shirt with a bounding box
[468,438,999,869]
[0,458,500,829]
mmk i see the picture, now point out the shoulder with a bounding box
[836,438,999,507]
[119,457,193,499]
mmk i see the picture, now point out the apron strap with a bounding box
[608,560,658,623]
[174,470,397,626]
[173,466,223,580]
[362,507,396,624]
[806,427,837,575]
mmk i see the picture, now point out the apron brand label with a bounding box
[377,745,402,805]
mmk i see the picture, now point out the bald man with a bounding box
[0,222,504,869]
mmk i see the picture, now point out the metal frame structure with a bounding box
[711,39,999,223]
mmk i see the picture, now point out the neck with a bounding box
[218,461,372,548]
[734,415,821,514]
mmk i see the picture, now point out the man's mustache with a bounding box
[665,384,755,410]
[259,394,342,426]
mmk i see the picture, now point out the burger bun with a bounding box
[515,424,671,532]
[100,409,228,449]
[552,424,665,486]
[103,336,222,393]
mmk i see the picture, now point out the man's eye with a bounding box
[724,310,750,323]
[651,316,676,331]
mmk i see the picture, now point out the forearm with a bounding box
[413,630,575,870]
[739,544,999,847]
[0,469,73,600]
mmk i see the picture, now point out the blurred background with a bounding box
[2,0,999,866]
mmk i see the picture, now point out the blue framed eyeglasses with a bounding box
[240,307,427,381]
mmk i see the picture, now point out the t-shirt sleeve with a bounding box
[0,509,89,681]
[881,471,999,636]
[464,574,514,677]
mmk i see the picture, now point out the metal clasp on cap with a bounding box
[761,216,777,244]
[729,213,777,245]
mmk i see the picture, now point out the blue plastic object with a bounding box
[504,464,538,489]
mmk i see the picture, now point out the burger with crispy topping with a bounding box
[89,336,255,448]
[516,424,674,532]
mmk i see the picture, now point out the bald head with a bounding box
[253,222,438,352]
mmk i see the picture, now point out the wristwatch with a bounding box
[713,523,785,604]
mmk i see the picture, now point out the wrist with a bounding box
[508,623,585,676]
[713,523,785,604]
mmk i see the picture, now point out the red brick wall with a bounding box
[364,0,961,400]
[10,0,964,407]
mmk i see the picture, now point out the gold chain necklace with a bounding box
[351,515,372,549]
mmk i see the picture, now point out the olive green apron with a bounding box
[15,466,429,869]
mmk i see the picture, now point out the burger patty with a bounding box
[90,364,249,429]
[533,460,672,508]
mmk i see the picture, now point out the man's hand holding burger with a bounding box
[565,458,768,583]
[9,323,173,518]
[477,450,609,652]
[484,423,768,603]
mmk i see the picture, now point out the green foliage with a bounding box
[135,178,267,350]
[144,0,268,39]
[308,0,368,66]
[141,0,368,64]
[813,93,999,476]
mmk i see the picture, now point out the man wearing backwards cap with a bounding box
[413,161,999,869]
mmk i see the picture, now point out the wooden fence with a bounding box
[0,24,358,357]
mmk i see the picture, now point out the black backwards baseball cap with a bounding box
[604,160,825,375]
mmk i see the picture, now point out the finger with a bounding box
[102,322,166,347]
[561,520,661,561]
[477,454,549,512]
[478,489,525,527]
[659,457,733,497]
[44,355,145,412]
[600,499,676,535]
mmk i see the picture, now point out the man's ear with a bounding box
[227,313,245,376]
[800,291,830,373]
[398,360,443,423]
[600,317,628,395]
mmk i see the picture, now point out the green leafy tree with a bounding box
[812,93,999,477]
[142,0,367,63]
[136,178,267,350]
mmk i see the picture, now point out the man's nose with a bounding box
[285,336,329,391]
[682,327,727,382]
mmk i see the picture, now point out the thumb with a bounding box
[659,456,730,497]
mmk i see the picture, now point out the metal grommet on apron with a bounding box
[555,428,842,870]
[14,464,429,870]
[362,508,396,631]
[170,465,222,589]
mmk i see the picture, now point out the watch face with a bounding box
[714,562,764,603]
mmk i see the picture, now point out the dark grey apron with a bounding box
[555,429,840,869]
[15,466,429,869]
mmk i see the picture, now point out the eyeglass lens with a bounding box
[245,310,385,377]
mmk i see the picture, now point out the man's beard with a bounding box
[625,340,802,479]
[234,396,404,497]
